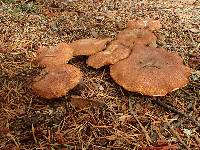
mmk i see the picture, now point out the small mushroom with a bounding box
[110,44,191,96]
[87,40,131,68]
[69,38,112,56]
[116,29,157,47]
[127,19,162,31]
[34,43,74,68]
[32,64,82,99]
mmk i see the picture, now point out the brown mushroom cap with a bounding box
[69,38,112,56]
[110,44,191,96]
[87,40,131,68]
[127,19,162,31]
[34,43,74,68]
[116,29,157,47]
[32,64,82,99]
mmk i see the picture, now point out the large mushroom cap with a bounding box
[127,19,162,31]
[116,29,157,47]
[32,64,82,99]
[110,44,191,96]
[69,38,112,56]
[34,43,74,68]
[87,40,131,68]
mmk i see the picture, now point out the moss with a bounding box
[17,2,39,13]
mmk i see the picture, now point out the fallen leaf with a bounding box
[70,96,106,109]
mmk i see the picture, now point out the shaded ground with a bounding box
[0,0,200,149]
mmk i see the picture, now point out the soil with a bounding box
[0,0,200,149]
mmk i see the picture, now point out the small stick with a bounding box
[32,124,38,144]
[165,121,191,150]
[153,98,200,128]
[129,99,152,145]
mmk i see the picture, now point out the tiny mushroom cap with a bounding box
[34,43,74,68]
[69,38,112,56]
[32,64,82,99]
[127,19,162,31]
[87,40,131,68]
[116,29,157,47]
[110,44,191,96]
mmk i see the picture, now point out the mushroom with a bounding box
[69,38,112,56]
[32,64,82,99]
[127,19,162,31]
[34,43,74,68]
[116,29,157,47]
[86,27,158,69]
[110,44,191,96]
[87,40,131,68]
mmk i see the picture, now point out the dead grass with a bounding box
[0,0,199,149]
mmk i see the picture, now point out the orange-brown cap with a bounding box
[87,40,131,68]
[127,19,162,31]
[32,64,82,99]
[69,38,112,56]
[116,29,157,47]
[34,43,74,68]
[110,44,191,96]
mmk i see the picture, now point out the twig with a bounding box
[32,124,38,144]
[153,98,200,128]
[165,121,191,150]
[129,99,152,146]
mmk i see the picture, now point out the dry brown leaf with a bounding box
[70,96,106,109]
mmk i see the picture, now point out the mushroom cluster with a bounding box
[86,19,191,96]
[32,38,110,99]
[32,19,191,99]
[110,44,191,96]
[32,43,82,99]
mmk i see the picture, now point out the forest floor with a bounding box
[0,0,200,149]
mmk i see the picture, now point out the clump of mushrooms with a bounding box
[32,43,82,99]
[86,19,191,96]
[32,18,191,99]
[86,20,158,69]
[32,38,112,99]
